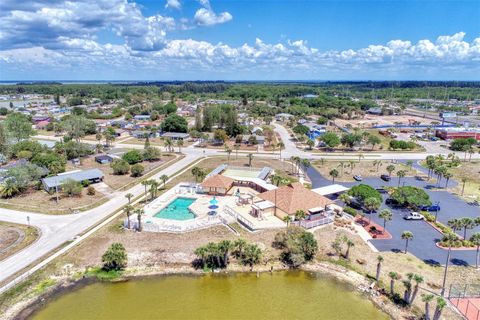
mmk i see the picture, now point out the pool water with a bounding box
[154,197,196,220]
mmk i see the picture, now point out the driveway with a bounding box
[306,166,480,266]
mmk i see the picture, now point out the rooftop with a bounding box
[258,182,333,215]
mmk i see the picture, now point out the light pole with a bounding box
[27,216,30,226]
[434,201,440,222]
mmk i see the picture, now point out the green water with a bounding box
[32,271,388,320]
[154,197,196,220]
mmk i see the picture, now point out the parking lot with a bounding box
[307,165,480,266]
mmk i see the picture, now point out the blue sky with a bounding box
[0,0,479,80]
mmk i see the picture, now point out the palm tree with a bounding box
[306,139,315,150]
[432,297,446,320]
[403,273,414,303]
[348,160,355,174]
[246,153,254,167]
[357,152,364,163]
[443,172,452,188]
[470,232,480,269]
[375,255,383,282]
[461,177,467,196]
[218,240,232,268]
[135,208,145,232]
[386,164,395,178]
[176,139,184,153]
[164,138,173,152]
[301,159,311,173]
[364,197,381,214]
[282,215,291,227]
[379,209,392,233]
[277,142,284,159]
[225,146,232,163]
[388,271,400,296]
[294,209,306,222]
[141,180,150,200]
[406,160,413,170]
[149,180,160,200]
[338,193,351,206]
[329,169,339,183]
[337,162,345,176]
[125,193,134,204]
[422,294,434,320]
[440,232,458,296]
[233,144,240,160]
[124,204,133,229]
[401,231,414,254]
[160,174,168,188]
[344,238,354,259]
[447,218,462,235]
[461,217,475,239]
[410,274,424,304]
[396,170,406,187]
[373,160,382,172]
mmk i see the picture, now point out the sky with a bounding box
[0,0,479,81]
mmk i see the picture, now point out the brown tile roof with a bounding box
[258,182,333,215]
[201,174,234,190]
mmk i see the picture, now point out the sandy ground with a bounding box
[334,114,442,129]
[312,160,417,182]
[0,222,39,261]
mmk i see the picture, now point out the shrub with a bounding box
[86,186,96,195]
[111,159,130,175]
[142,147,161,161]
[102,243,128,271]
[421,211,435,222]
[273,227,318,268]
[61,179,83,197]
[17,150,33,160]
[348,184,382,204]
[81,179,91,187]
[343,206,358,217]
[122,150,143,164]
[130,163,145,177]
[390,186,431,208]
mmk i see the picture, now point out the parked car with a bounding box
[353,175,363,181]
[404,212,425,220]
[419,204,441,212]
[380,174,391,181]
[376,188,388,194]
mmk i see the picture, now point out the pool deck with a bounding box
[141,182,286,233]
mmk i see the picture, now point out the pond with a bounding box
[31,271,388,320]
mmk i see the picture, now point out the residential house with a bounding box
[161,132,190,140]
[41,169,104,192]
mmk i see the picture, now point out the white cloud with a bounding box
[165,0,181,10]
[0,1,478,79]
[0,0,174,51]
[194,8,232,26]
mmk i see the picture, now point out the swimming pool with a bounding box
[154,197,196,220]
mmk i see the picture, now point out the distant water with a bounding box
[31,271,388,320]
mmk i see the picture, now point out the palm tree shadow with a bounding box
[450,258,469,267]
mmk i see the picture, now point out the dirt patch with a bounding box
[312,160,417,183]
[0,222,39,261]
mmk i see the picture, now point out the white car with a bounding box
[403,212,424,220]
